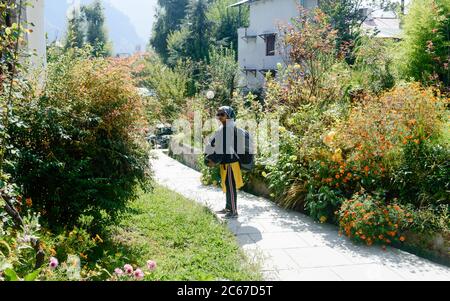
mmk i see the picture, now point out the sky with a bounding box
[107,0,158,42]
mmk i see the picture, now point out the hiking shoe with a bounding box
[224,212,239,219]
[216,209,231,215]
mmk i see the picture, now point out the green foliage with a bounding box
[64,8,85,51]
[83,0,112,57]
[338,190,411,246]
[199,155,221,187]
[351,36,396,94]
[7,51,152,230]
[390,139,450,207]
[150,0,190,61]
[306,186,344,223]
[398,0,450,89]
[106,186,261,281]
[141,55,190,122]
[167,0,211,63]
[203,46,239,108]
[319,0,365,63]
[153,0,246,62]
[167,26,190,66]
[408,204,449,235]
[207,0,249,52]
[185,0,211,62]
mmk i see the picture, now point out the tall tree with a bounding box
[83,0,111,57]
[319,0,365,63]
[150,0,190,60]
[319,0,394,63]
[64,8,84,51]
[166,0,211,64]
[399,0,450,90]
[185,0,211,62]
[207,0,249,53]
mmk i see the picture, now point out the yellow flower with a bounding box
[319,216,327,223]
[95,234,103,243]
[331,148,343,163]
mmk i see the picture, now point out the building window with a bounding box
[266,34,276,56]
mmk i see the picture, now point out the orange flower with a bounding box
[399,236,406,242]
[25,198,32,207]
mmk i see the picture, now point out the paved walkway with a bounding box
[152,150,450,281]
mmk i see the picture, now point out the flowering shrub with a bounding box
[111,260,157,281]
[322,83,446,194]
[7,50,152,230]
[337,191,412,246]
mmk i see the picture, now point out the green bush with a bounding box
[398,0,450,89]
[390,139,450,207]
[351,36,396,95]
[338,191,411,246]
[7,51,152,230]
[141,56,190,122]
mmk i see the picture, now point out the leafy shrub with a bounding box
[202,46,239,109]
[398,0,450,90]
[391,139,450,207]
[331,83,446,194]
[306,185,344,224]
[408,205,450,235]
[199,155,221,187]
[351,36,396,95]
[141,55,191,122]
[7,51,151,230]
[338,191,412,246]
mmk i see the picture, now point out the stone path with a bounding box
[152,150,450,281]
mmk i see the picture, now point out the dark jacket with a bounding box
[205,121,245,165]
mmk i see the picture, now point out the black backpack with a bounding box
[234,127,255,171]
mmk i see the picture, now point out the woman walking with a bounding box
[205,106,244,219]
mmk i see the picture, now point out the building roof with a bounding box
[361,9,402,39]
[230,0,252,7]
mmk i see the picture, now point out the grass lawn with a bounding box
[103,185,261,281]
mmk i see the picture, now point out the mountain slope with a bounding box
[45,0,145,54]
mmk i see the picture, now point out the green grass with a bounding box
[103,185,261,281]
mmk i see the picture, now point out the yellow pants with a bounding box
[219,162,244,193]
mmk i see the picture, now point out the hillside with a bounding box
[45,0,145,54]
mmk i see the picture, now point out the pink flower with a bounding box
[124,264,133,275]
[134,269,144,280]
[114,268,124,276]
[147,260,157,271]
[49,257,59,269]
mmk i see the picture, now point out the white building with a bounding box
[231,0,318,91]
[361,8,402,39]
